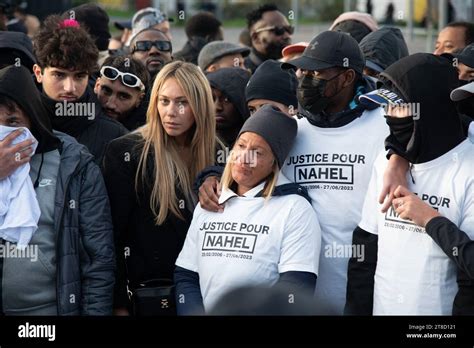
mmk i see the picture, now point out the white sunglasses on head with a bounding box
[100,66,145,91]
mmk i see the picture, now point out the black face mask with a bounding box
[263,40,288,60]
[385,115,419,163]
[297,72,344,115]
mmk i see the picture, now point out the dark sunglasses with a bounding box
[254,25,294,36]
[133,40,172,53]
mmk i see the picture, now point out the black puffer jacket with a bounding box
[54,131,116,315]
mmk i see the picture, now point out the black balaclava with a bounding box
[0,66,59,154]
[380,53,465,164]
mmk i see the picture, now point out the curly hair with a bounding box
[246,4,279,30]
[33,15,98,73]
[185,12,222,39]
[100,55,150,91]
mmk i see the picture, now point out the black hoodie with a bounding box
[206,67,251,122]
[0,31,36,71]
[346,54,472,316]
[206,67,251,146]
[380,53,465,163]
[0,66,59,154]
[359,27,409,73]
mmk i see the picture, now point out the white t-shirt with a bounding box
[469,122,474,143]
[281,108,388,314]
[359,139,474,315]
[176,174,322,312]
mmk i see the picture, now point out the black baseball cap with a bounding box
[281,30,365,74]
[454,43,474,68]
[114,20,132,30]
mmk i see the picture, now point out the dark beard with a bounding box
[263,40,288,60]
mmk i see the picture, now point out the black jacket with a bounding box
[121,98,148,131]
[426,217,474,315]
[102,132,193,309]
[0,66,115,315]
[244,48,267,74]
[174,36,210,65]
[54,131,116,315]
[39,85,129,165]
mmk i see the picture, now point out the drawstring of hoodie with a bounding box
[33,152,45,189]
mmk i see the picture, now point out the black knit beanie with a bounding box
[66,4,111,51]
[238,104,297,168]
[245,60,298,109]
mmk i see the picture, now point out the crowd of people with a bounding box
[0,2,473,316]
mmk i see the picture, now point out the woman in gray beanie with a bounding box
[175,104,322,315]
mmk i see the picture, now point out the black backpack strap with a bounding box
[256,183,311,204]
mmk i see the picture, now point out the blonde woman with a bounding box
[175,105,322,315]
[103,61,216,316]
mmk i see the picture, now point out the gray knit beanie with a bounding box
[238,104,297,168]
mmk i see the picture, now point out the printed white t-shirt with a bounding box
[281,108,388,314]
[359,139,474,315]
[176,174,322,312]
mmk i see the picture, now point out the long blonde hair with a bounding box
[220,142,279,199]
[136,61,216,224]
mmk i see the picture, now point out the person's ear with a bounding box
[93,78,101,95]
[342,69,356,88]
[207,64,217,72]
[33,64,43,83]
[250,30,261,45]
[136,92,145,107]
